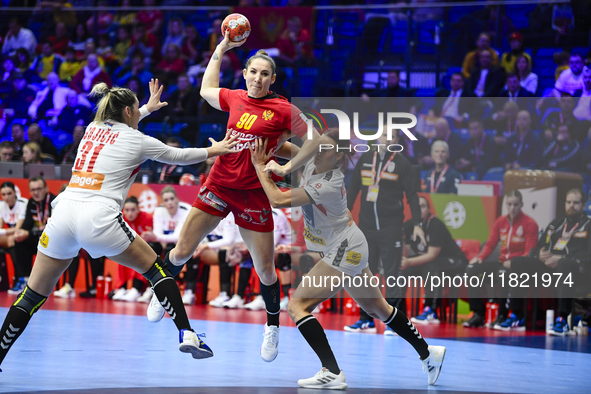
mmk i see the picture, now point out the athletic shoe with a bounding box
[208,291,229,308]
[297,368,347,390]
[487,314,506,329]
[122,287,140,302]
[260,323,279,362]
[494,313,525,331]
[7,277,26,295]
[178,329,213,359]
[223,294,244,309]
[411,307,441,325]
[421,345,446,385]
[280,296,289,311]
[462,313,485,328]
[53,283,76,299]
[344,319,377,333]
[548,317,570,337]
[182,289,195,305]
[137,288,153,303]
[384,326,398,336]
[147,294,165,323]
[245,295,266,311]
[79,288,97,298]
[111,288,127,301]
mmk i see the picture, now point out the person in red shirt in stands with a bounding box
[463,189,539,328]
[276,17,314,66]
[145,31,321,363]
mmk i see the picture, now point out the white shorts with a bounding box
[39,198,137,260]
[322,226,369,277]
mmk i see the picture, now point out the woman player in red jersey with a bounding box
[146,32,321,362]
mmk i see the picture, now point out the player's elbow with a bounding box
[270,194,290,209]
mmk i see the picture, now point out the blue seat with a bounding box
[463,172,479,181]
[482,167,505,182]
[142,122,163,137]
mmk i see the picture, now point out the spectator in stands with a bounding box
[10,123,26,160]
[499,73,535,100]
[52,89,92,133]
[156,43,186,77]
[469,50,506,98]
[162,17,185,57]
[114,0,136,27]
[28,72,69,121]
[26,123,58,161]
[553,51,570,81]
[167,73,199,118]
[129,22,161,66]
[59,124,84,164]
[68,22,90,59]
[463,190,538,329]
[383,71,413,98]
[58,48,81,82]
[0,141,15,162]
[14,48,34,82]
[21,142,42,165]
[420,118,463,168]
[113,25,131,66]
[151,137,197,183]
[503,189,589,335]
[115,54,153,93]
[461,32,499,79]
[552,3,574,45]
[48,21,70,56]
[514,54,538,95]
[544,94,584,143]
[11,177,56,294]
[31,40,63,81]
[554,53,585,97]
[500,32,530,75]
[135,0,164,36]
[456,119,496,178]
[543,124,580,172]
[2,17,37,57]
[1,57,16,87]
[2,73,36,122]
[433,73,476,127]
[504,110,545,170]
[573,65,591,121]
[85,0,114,36]
[181,23,202,66]
[125,76,149,107]
[96,34,116,68]
[491,101,519,147]
[69,54,112,96]
[402,196,468,325]
[423,141,462,194]
[276,16,314,66]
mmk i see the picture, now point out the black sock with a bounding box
[237,267,251,298]
[296,315,340,374]
[281,284,290,299]
[142,257,191,331]
[132,278,144,292]
[385,308,429,360]
[260,279,281,327]
[165,252,185,278]
[219,251,231,294]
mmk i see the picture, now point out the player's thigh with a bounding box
[239,227,275,274]
[346,266,392,321]
[176,207,222,257]
[28,252,74,296]
[290,259,344,316]
[109,236,158,274]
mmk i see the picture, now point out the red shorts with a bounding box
[192,179,274,232]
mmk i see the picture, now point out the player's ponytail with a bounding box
[90,83,137,124]
[245,49,276,75]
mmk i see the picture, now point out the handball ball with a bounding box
[221,13,251,42]
[179,173,196,186]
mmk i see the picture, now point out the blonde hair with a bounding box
[245,49,276,75]
[89,83,137,124]
[23,141,41,163]
[161,186,177,198]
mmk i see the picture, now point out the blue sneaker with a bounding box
[411,307,440,325]
[384,326,398,336]
[549,317,570,337]
[494,313,525,331]
[179,329,213,359]
[7,277,26,295]
[343,319,377,333]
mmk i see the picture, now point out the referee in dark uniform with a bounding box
[344,128,426,334]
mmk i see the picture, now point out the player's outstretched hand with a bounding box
[220,31,247,53]
[206,131,239,158]
[250,137,273,168]
[146,78,168,113]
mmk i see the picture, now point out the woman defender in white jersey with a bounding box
[0,79,238,370]
[251,130,446,390]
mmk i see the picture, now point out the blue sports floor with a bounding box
[0,303,589,394]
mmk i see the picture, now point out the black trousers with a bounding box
[465,260,510,317]
[14,235,38,279]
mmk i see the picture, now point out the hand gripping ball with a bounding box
[221,13,251,42]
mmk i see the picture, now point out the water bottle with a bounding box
[546,310,554,333]
[96,276,104,299]
[104,275,113,298]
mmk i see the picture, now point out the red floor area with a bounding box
[0,293,545,338]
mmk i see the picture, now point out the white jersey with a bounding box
[153,201,192,244]
[272,208,291,246]
[300,159,354,252]
[204,213,242,250]
[57,106,208,209]
[0,197,28,228]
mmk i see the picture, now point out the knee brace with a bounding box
[13,286,47,316]
[142,256,173,287]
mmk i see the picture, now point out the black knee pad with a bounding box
[277,253,291,271]
[299,254,315,274]
[142,256,172,287]
[13,286,47,315]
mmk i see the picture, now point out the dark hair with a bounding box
[566,188,586,204]
[451,72,464,80]
[165,136,181,146]
[89,83,137,124]
[124,196,139,205]
[469,119,483,128]
[506,72,518,80]
[323,128,355,169]
[419,195,430,209]
[0,181,16,191]
[11,123,24,131]
[245,49,276,76]
[0,141,14,149]
[41,40,52,47]
[29,176,46,186]
[570,52,584,61]
[506,189,523,203]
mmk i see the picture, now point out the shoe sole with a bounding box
[548,331,567,337]
[343,327,377,333]
[462,323,485,328]
[411,318,430,325]
[430,347,446,385]
[384,332,398,336]
[179,343,213,359]
[298,382,348,390]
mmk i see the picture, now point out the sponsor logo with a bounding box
[237,105,243,111]
[244,208,262,213]
[239,212,252,222]
[314,183,322,189]
[516,226,523,236]
[262,207,270,215]
[69,171,105,191]
[346,251,361,266]
[262,110,274,121]
[304,228,326,245]
[443,201,466,229]
[39,232,48,248]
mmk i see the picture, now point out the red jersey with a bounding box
[123,211,154,234]
[208,89,308,190]
[479,212,539,262]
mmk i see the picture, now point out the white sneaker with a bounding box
[147,293,165,323]
[245,295,265,311]
[280,296,289,311]
[222,294,244,309]
[54,283,76,299]
[137,288,153,303]
[122,287,141,302]
[260,323,279,362]
[112,288,127,301]
[209,291,229,308]
[178,329,213,359]
[421,345,446,385]
[182,289,195,305]
[297,368,347,390]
